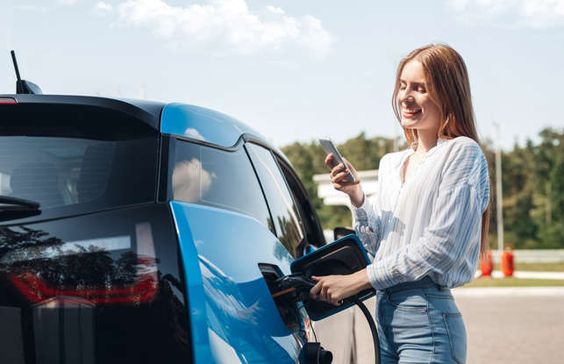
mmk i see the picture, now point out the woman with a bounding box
[310,44,490,364]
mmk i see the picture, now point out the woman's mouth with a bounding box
[402,107,422,119]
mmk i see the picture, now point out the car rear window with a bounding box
[0,104,159,223]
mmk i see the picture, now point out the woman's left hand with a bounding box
[309,269,372,306]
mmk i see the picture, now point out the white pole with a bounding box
[494,122,504,260]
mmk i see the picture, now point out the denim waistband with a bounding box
[380,276,447,294]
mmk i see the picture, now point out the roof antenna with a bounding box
[10,50,43,95]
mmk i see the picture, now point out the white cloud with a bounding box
[184,128,206,141]
[521,0,564,26]
[447,0,564,27]
[266,6,285,15]
[103,0,332,58]
[95,1,113,12]
[172,159,215,202]
[59,0,80,5]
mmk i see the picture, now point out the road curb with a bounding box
[474,270,564,279]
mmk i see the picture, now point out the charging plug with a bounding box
[271,274,315,302]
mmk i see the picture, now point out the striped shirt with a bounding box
[353,136,490,289]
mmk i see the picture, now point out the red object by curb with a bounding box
[501,250,514,277]
[480,251,493,277]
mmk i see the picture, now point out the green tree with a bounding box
[281,128,564,249]
[282,134,397,232]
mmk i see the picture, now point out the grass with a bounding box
[497,262,564,272]
[464,277,564,288]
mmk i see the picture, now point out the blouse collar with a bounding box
[397,137,451,179]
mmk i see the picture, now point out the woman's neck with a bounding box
[414,129,439,154]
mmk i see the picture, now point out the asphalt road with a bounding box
[314,290,564,364]
[457,293,564,364]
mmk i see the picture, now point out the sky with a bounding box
[1,0,563,150]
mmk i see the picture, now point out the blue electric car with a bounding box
[0,92,380,364]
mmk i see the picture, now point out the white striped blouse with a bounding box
[353,136,490,289]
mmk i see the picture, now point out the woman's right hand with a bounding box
[325,154,364,207]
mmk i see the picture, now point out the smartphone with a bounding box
[319,138,356,183]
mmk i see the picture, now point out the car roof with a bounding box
[0,94,164,129]
[161,103,270,148]
[1,94,289,163]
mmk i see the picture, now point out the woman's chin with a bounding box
[400,119,419,128]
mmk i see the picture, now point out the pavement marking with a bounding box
[453,287,564,297]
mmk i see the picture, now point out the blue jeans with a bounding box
[376,277,467,364]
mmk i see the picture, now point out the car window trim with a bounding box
[272,154,326,247]
[245,142,308,248]
[243,143,278,237]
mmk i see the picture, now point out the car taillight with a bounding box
[0,97,17,104]
[4,222,158,306]
[10,271,157,305]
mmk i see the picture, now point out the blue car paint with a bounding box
[169,201,214,363]
[161,103,267,148]
[170,201,302,363]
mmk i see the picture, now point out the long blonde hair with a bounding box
[392,44,490,254]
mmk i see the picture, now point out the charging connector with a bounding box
[271,272,380,364]
[271,274,315,302]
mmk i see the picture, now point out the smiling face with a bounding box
[397,60,442,134]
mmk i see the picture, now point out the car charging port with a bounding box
[259,264,333,364]
[259,264,309,332]
[271,274,315,303]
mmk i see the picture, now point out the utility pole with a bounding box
[493,122,504,258]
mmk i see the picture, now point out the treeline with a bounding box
[281,128,564,249]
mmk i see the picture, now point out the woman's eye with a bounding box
[418,86,426,93]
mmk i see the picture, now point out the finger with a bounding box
[311,276,321,281]
[321,286,330,301]
[328,292,341,306]
[330,165,344,178]
[331,169,350,182]
[325,154,336,168]
[333,171,351,182]
[310,282,322,296]
[332,182,343,190]
[329,167,341,178]
[330,293,341,306]
[333,299,344,306]
[333,179,359,189]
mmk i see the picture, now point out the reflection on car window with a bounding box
[169,139,272,230]
[275,158,326,248]
[0,104,159,222]
[246,144,305,258]
[0,137,157,214]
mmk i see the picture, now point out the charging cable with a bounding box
[353,298,380,364]
[272,274,380,364]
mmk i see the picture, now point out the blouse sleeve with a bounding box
[365,141,490,289]
[351,155,388,257]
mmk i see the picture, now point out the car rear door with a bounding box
[166,137,304,363]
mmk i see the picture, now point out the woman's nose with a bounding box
[399,87,413,100]
[400,93,415,104]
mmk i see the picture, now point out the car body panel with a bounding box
[161,103,267,148]
[0,204,191,363]
[170,201,301,363]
